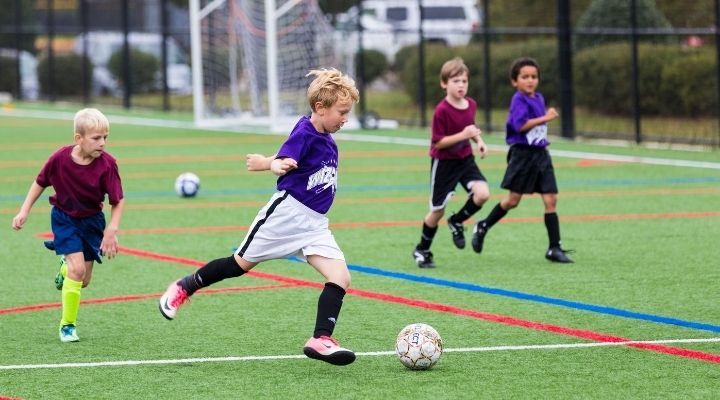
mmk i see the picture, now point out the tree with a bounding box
[575,0,672,51]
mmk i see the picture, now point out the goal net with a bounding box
[189,0,354,132]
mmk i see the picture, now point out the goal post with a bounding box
[189,0,355,132]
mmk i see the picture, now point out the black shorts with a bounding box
[500,145,558,194]
[429,156,486,210]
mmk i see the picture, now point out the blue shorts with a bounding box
[50,207,105,264]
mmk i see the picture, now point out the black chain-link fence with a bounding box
[0,0,718,146]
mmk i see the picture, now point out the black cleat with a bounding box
[545,247,574,263]
[471,222,487,253]
[447,214,466,249]
[412,248,436,268]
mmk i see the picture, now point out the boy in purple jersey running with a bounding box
[412,57,489,269]
[471,57,573,263]
[12,108,125,342]
[159,68,359,366]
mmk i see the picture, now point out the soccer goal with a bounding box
[189,0,354,132]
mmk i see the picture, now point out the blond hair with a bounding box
[440,57,469,83]
[306,68,359,112]
[74,108,109,136]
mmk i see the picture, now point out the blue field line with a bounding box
[287,257,720,333]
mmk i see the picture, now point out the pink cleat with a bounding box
[158,281,189,320]
[303,335,356,366]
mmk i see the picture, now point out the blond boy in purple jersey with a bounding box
[159,68,359,366]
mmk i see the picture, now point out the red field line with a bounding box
[0,284,297,316]
[118,246,720,364]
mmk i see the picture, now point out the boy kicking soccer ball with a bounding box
[159,68,359,366]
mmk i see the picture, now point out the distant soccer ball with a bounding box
[395,323,443,370]
[174,172,200,197]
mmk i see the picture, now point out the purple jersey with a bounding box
[506,91,550,148]
[36,145,124,218]
[276,116,338,214]
[430,97,477,160]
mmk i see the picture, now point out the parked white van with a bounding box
[73,31,192,96]
[336,0,481,61]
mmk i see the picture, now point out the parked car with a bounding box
[335,0,481,61]
[0,48,40,100]
[73,31,192,96]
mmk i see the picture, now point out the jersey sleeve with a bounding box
[103,159,124,205]
[430,106,449,145]
[507,95,530,133]
[276,129,306,162]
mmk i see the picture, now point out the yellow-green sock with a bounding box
[60,277,82,326]
[60,260,68,278]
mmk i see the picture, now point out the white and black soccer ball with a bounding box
[174,172,200,197]
[395,323,443,370]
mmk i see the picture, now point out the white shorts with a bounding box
[235,191,345,263]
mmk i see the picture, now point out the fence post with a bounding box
[481,0,491,133]
[47,0,56,102]
[630,0,641,144]
[716,0,720,146]
[417,0,427,127]
[357,0,367,121]
[14,0,22,101]
[122,0,131,109]
[556,0,574,139]
[80,0,89,105]
[161,0,169,111]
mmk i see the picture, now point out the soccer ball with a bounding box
[174,172,200,197]
[395,323,443,370]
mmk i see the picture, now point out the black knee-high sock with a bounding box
[481,203,508,230]
[314,282,346,338]
[179,256,245,296]
[544,212,561,248]
[417,222,438,250]
[451,195,482,223]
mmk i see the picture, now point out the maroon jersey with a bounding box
[36,145,124,218]
[429,97,477,160]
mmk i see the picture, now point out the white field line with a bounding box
[3,108,719,170]
[1,337,718,370]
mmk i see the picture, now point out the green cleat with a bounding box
[59,324,79,343]
[55,257,67,290]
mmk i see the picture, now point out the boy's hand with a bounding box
[270,157,298,176]
[545,107,559,121]
[100,230,119,259]
[11,212,28,230]
[462,125,482,140]
[476,138,488,159]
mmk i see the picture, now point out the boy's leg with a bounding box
[448,180,490,249]
[59,253,87,342]
[55,256,67,290]
[159,254,249,320]
[542,193,573,263]
[303,255,355,366]
[471,198,513,253]
[413,212,440,268]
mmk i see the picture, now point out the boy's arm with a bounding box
[270,157,298,176]
[518,107,559,133]
[11,181,45,230]
[100,198,125,259]
[433,125,482,150]
[472,135,488,159]
[246,153,277,172]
